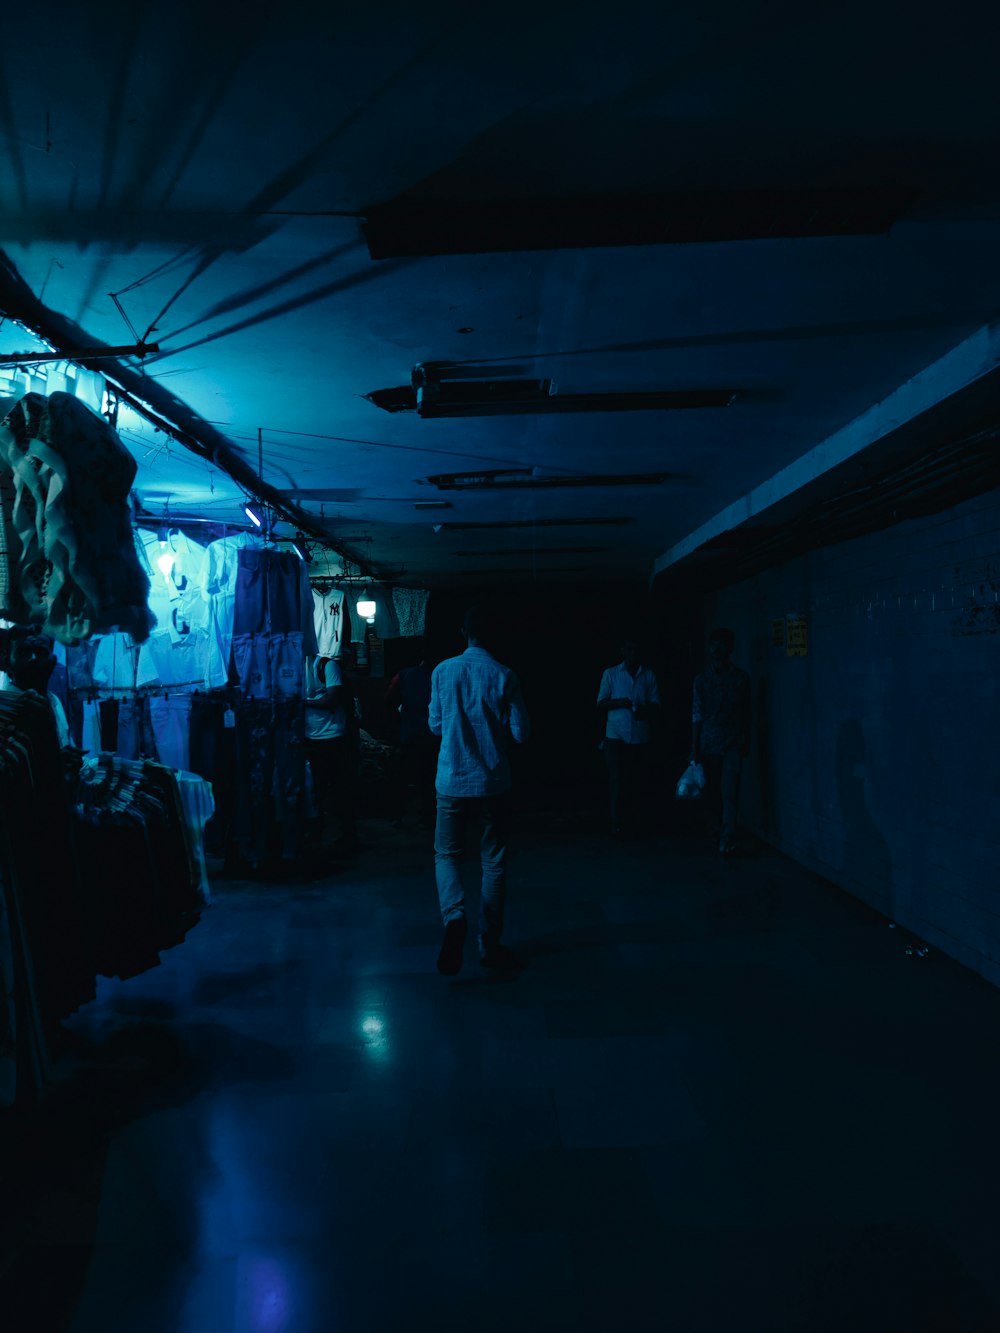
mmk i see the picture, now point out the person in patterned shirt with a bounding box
[691,628,751,856]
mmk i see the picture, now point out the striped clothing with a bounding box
[429,647,530,796]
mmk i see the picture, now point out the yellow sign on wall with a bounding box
[786,614,808,657]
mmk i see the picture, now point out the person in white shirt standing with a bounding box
[596,640,661,836]
[305,655,359,856]
[429,607,530,976]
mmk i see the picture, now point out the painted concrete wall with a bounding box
[705,484,1000,986]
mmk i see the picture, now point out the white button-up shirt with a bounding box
[429,647,530,796]
[597,662,661,745]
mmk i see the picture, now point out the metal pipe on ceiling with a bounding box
[0,249,378,579]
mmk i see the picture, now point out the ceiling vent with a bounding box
[363,187,917,258]
[366,364,739,417]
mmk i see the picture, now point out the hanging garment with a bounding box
[392,587,430,638]
[174,771,215,905]
[0,392,154,644]
[232,548,318,651]
[64,640,98,692]
[313,587,346,658]
[149,694,194,772]
[92,632,160,691]
[0,466,16,618]
[188,693,238,857]
[298,560,318,656]
[140,530,209,639]
[73,755,202,980]
[142,625,213,690]
[231,633,271,700]
[270,631,304,700]
[116,694,158,761]
[200,532,264,689]
[233,548,300,636]
[80,698,103,753]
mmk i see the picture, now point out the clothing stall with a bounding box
[0,382,433,1107]
[0,390,206,1108]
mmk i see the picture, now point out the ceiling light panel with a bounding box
[436,517,633,530]
[452,546,608,556]
[425,469,672,490]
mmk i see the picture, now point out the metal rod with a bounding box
[0,343,159,364]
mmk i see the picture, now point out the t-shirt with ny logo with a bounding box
[312,588,346,659]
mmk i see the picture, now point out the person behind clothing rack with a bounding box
[0,626,72,747]
[304,653,360,858]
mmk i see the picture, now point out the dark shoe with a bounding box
[480,944,521,972]
[437,919,467,976]
[719,836,736,857]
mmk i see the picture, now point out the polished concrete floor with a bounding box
[2,797,1000,1332]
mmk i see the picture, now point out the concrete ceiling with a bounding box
[2,0,999,588]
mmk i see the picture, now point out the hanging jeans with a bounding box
[188,694,237,857]
[117,695,158,761]
[273,699,305,859]
[149,695,193,773]
[233,549,302,636]
[235,699,304,864]
[434,793,511,959]
[270,632,304,699]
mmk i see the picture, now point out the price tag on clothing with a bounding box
[223,708,236,729]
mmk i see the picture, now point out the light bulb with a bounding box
[157,550,174,576]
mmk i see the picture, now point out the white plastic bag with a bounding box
[675,760,706,800]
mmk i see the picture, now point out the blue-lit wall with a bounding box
[705,483,1000,986]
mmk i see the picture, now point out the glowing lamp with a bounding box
[357,590,376,622]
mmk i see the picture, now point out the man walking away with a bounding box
[691,628,751,856]
[429,607,530,976]
[596,639,661,835]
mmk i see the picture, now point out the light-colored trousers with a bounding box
[434,792,511,956]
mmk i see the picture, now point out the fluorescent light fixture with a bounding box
[436,516,632,531]
[244,504,263,528]
[426,469,672,491]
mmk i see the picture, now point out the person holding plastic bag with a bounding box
[691,628,751,856]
